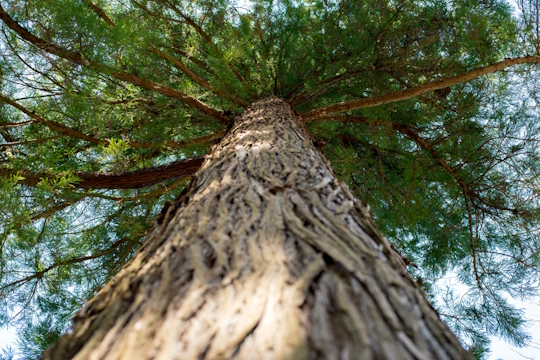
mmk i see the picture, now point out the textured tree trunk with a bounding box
[43,98,472,360]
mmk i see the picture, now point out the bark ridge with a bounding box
[43,98,471,360]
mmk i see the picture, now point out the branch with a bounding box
[0,120,35,128]
[0,93,225,149]
[131,0,187,25]
[289,68,367,106]
[0,93,107,145]
[81,0,115,26]
[0,156,205,189]
[303,56,540,120]
[163,0,258,99]
[318,115,486,288]
[307,115,387,128]
[30,201,75,221]
[391,122,472,192]
[167,47,242,99]
[0,134,66,147]
[121,174,189,200]
[151,48,247,106]
[169,47,216,76]
[316,116,525,214]
[128,130,225,150]
[0,5,230,124]
[463,189,483,290]
[0,234,141,293]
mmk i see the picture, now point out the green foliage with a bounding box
[0,0,539,358]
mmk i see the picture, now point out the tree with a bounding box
[0,0,539,358]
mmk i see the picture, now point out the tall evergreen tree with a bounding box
[0,0,539,358]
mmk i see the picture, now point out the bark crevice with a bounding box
[43,97,471,360]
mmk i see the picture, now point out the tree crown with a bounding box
[0,0,539,358]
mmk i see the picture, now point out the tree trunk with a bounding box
[42,98,471,360]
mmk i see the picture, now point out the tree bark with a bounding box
[42,98,471,360]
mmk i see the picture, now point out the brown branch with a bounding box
[131,0,187,25]
[477,250,538,269]
[391,123,472,191]
[163,0,258,99]
[0,120,35,128]
[313,116,470,193]
[0,233,144,292]
[303,56,540,120]
[0,134,66,147]
[11,176,188,225]
[1,156,205,189]
[10,211,157,294]
[395,126,526,215]
[167,47,241,99]
[169,47,216,76]
[0,93,107,145]
[283,58,320,101]
[0,130,14,144]
[463,189,483,290]
[0,5,229,124]
[57,175,190,202]
[123,175,189,200]
[81,0,115,26]
[319,115,486,288]
[290,68,367,106]
[1,26,68,90]
[30,201,75,221]
[0,93,225,149]
[128,130,225,150]
[306,114,372,125]
[151,48,247,107]
[317,116,525,214]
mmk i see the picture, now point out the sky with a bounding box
[489,299,540,360]
[436,273,540,360]
[0,327,16,358]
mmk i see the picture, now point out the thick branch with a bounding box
[128,130,225,150]
[303,56,540,119]
[0,234,139,292]
[81,0,115,26]
[1,156,204,189]
[0,5,229,124]
[0,120,35,128]
[0,134,65,147]
[0,93,106,145]
[169,47,216,76]
[0,93,225,149]
[151,48,247,106]
[163,1,257,99]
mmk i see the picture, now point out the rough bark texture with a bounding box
[43,98,471,360]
